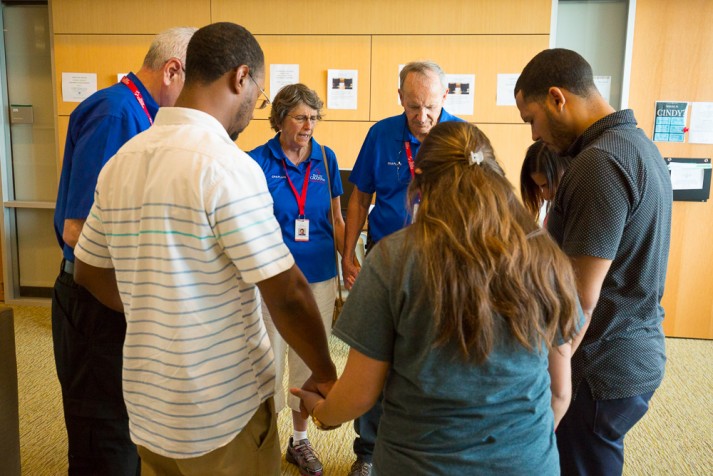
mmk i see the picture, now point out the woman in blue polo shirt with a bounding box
[249,83,349,476]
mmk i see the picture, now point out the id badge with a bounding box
[295,218,310,241]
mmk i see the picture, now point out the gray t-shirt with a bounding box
[547,109,672,400]
[333,230,560,475]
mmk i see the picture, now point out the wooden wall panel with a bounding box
[51,0,210,34]
[212,0,551,35]
[629,0,713,338]
[370,35,549,124]
[53,35,155,116]
[47,0,556,314]
[252,35,371,122]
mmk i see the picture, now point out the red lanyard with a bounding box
[282,160,312,217]
[121,75,153,125]
[404,141,422,214]
[404,142,416,179]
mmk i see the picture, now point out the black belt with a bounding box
[61,259,75,275]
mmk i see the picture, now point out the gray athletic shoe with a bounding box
[347,458,372,476]
[286,437,323,476]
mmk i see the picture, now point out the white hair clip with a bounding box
[469,150,484,166]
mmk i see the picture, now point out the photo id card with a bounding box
[295,218,310,241]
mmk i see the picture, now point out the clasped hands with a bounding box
[341,254,362,290]
[290,375,341,431]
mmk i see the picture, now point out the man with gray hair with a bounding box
[341,60,465,476]
[52,26,196,475]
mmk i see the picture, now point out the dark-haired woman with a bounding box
[520,140,571,225]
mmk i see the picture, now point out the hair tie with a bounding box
[469,150,484,166]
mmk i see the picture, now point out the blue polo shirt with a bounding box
[349,110,465,243]
[249,134,343,283]
[54,72,158,261]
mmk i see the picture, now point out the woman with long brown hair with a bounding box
[292,122,582,475]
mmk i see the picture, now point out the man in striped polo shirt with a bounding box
[73,22,337,476]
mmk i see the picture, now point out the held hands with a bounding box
[297,375,335,417]
[341,254,362,290]
[291,375,341,431]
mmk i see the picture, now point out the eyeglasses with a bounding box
[287,114,320,124]
[248,73,270,110]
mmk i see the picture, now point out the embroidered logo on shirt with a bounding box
[309,173,326,183]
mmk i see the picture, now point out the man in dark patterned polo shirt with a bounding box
[514,48,672,476]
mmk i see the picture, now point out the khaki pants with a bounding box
[137,398,280,476]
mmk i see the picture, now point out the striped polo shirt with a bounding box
[75,107,294,458]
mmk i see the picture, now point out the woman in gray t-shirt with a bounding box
[293,122,582,475]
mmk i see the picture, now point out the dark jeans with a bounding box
[353,393,383,462]
[52,264,140,476]
[557,381,654,476]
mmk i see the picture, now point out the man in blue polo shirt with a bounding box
[341,60,465,476]
[52,27,195,475]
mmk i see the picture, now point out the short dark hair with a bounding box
[184,22,264,85]
[515,48,596,102]
[269,83,324,132]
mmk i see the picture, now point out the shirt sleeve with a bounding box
[65,111,146,220]
[349,125,379,194]
[207,155,294,284]
[332,243,394,362]
[552,149,632,260]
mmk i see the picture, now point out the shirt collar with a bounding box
[397,108,456,144]
[126,72,159,114]
[153,107,236,146]
[566,109,636,157]
[267,133,323,168]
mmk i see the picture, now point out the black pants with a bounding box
[52,264,140,476]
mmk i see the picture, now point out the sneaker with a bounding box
[286,436,323,476]
[347,458,372,476]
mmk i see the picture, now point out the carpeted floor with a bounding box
[11,304,713,475]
